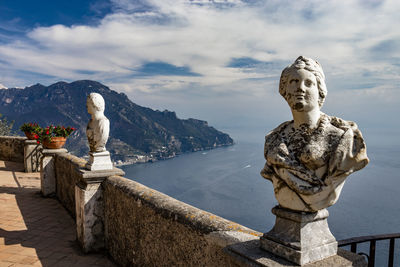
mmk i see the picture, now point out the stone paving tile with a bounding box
[0,161,117,267]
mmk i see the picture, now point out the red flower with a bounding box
[46,130,49,135]
[36,141,40,144]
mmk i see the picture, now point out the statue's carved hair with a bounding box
[279,56,327,108]
[87,93,105,112]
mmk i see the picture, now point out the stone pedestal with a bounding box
[86,151,113,171]
[24,140,42,172]
[40,148,68,197]
[260,206,337,265]
[75,167,125,253]
[228,240,366,267]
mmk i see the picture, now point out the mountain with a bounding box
[0,80,233,163]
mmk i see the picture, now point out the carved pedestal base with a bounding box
[260,206,337,265]
[75,167,125,252]
[86,151,113,171]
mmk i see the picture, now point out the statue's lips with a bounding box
[295,94,305,100]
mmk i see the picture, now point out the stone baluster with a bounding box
[40,148,68,197]
[24,139,42,172]
[75,167,124,253]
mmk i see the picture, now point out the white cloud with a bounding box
[2,1,400,83]
[0,0,399,128]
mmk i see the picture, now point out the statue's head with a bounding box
[279,56,327,109]
[87,93,105,114]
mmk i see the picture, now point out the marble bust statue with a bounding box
[261,56,369,212]
[85,92,113,171]
[86,93,110,152]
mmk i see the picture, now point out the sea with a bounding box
[121,127,400,266]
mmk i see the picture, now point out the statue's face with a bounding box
[285,68,319,112]
[86,98,95,115]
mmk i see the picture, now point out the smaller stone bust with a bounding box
[86,93,110,153]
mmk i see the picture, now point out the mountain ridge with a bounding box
[0,80,234,163]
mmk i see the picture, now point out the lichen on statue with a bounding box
[86,93,110,153]
[261,56,369,212]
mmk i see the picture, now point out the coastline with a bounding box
[113,142,235,167]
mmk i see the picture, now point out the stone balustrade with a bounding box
[0,135,367,266]
[0,136,26,162]
[103,175,261,266]
[0,136,41,172]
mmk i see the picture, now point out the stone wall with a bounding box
[0,136,26,162]
[54,153,87,217]
[0,136,365,266]
[103,175,261,267]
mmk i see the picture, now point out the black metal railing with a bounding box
[339,233,400,267]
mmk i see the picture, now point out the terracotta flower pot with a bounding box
[24,132,37,140]
[43,137,67,149]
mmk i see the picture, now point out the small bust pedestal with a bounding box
[86,151,113,171]
[260,206,337,265]
[75,167,125,253]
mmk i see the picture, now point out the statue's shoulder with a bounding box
[97,116,110,125]
[265,120,292,144]
[324,114,359,133]
[324,114,366,152]
[324,114,369,173]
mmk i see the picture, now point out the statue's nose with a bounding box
[296,84,305,92]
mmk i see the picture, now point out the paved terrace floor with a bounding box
[0,160,116,267]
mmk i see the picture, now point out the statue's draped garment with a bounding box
[261,113,368,211]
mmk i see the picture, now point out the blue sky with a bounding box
[0,0,399,140]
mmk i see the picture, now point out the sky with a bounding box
[0,0,399,142]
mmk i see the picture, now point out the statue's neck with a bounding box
[291,108,321,130]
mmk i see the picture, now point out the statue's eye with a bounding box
[305,80,313,87]
[289,79,298,84]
